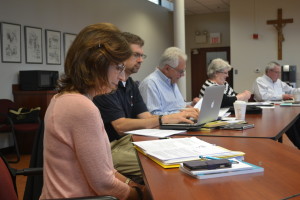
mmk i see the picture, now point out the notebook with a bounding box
[160,85,225,130]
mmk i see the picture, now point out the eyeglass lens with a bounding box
[133,52,147,59]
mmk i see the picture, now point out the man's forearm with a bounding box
[111,116,159,135]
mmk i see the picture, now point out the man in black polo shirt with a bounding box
[93,32,198,178]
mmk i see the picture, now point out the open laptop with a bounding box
[160,85,225,130]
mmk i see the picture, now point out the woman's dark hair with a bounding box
[58,23,132,94]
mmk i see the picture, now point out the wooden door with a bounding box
[191,47,231,98]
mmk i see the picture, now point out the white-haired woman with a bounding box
[199,58,251,107]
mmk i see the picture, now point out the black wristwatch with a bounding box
[158,115,163,125]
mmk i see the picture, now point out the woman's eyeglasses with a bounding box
[218,71,229,75]
[114,63,125,73]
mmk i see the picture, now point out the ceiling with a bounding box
[169,0,230,15]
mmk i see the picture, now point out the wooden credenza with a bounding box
[12,84,57,119]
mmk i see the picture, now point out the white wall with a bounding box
[231,0,300,92]
[2,0,299,101]
[185,12,230,100]
[0,0,173,100]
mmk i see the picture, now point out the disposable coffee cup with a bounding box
[233,100,247,120]
[294,93,300,102]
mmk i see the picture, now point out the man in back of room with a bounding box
[253,61,300,101]
[253,61,300,149]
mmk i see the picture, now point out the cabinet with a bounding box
[12,84,57,119]
[12,85,57,154]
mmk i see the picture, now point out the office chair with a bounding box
[0,99,41,163]
[0,99,20,163]
[0,153,118,200]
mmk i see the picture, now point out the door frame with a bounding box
[191,47,231,98]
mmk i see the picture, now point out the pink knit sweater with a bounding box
[40,93,130,200]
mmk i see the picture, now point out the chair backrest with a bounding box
[0,154,18,200]
[0,99,18,124]
[23,121,44,200]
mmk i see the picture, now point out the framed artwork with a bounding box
[24,26,43,64]
[1,22,21,63]
[63,33,76,58]
[45,29,61,65]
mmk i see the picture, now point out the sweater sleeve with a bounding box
[49,95,130,199]
[72,101,130,199]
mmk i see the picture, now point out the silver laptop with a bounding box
[160,85,225,130]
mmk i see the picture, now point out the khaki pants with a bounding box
[110,134,141,176]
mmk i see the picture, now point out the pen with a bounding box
[199,156,239,164]
[201,156,220,160]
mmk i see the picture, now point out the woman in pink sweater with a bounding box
[40,23,144,200]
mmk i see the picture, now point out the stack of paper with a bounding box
[125,129,186,138]
[132,137,245,168]
[180,159,264,179]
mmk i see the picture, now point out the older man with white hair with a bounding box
[253,61,300,101]
[253,61,300,149]
[139,47,199,115]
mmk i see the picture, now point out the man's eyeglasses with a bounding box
[170,66,185,75]
[114,63,125,73]
[271,70,281,74]
[132,52,147,59]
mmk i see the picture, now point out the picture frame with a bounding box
[45,29,61,65]
[1,22,21,63]
[63,33,76,58]
[24,26,43,64]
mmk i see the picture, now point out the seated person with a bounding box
[252,61,300,149]
[93,32,198,180]
[40,23,145,200]
[138,47,199,115]
[253,61,300,101]
[199,58,251,107]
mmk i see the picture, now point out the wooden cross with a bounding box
[267,8,293,60]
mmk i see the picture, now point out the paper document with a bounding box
[125,129,186,138]
[133,137,245,165]
[221,118,246,124]
[193,98,203,110]
[219,107,230,117]
[246,102,273,106]
[246,102,275,108]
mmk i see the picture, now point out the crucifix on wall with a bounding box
[266,8,293,60]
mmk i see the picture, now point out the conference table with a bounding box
[134,136,300,200]
[132,105,300,200]
[179,105,300,140]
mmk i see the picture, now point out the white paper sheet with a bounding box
[125,129,186,138]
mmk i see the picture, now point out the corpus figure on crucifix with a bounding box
[274,23,285,43]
